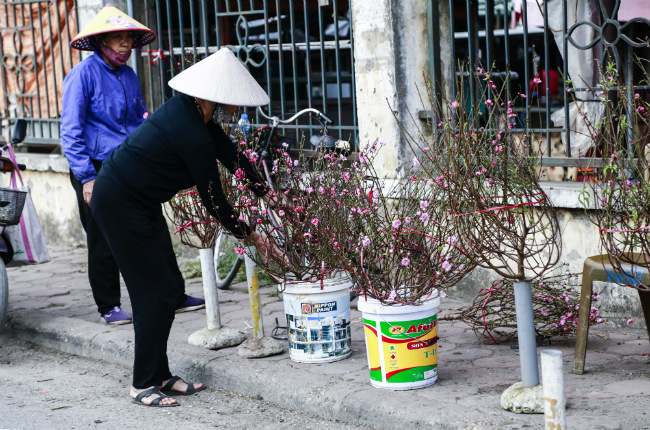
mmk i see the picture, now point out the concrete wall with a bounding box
[12,155,84,246]
[10,154,196,258]
[351,0,443,177]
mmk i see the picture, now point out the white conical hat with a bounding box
[168,48,270,107]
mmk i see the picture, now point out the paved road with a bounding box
[3,246,650,430]
[0,335,373,430]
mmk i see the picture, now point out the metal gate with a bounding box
[428,0,650,175]
[136,0,358,149]
[0,0,79,150]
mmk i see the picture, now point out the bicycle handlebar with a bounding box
[257,107,332,125]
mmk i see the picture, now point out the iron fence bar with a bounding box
[63,1,75,70]
[160,40,350,55]
[562,0,571,157]
[213,0,220,49]
[332,0,343,141]
[543,0,552,157]
[502,0,511,123]
[155,0,165,101]
[275,0,286,121]
[288,0,298,126]
[521,0,531,155]
[349,4,357,148]
[165,0,175,84]
[189,0,197,54]
[484,0,494,109]
[426,0,435,106]
[53,1,66,117]
[177,0,185,69]
[484,0,494,68]
[28,3,43,137]
[45,1,60,117]
[625,43,634,158]
[484,0,498,132]
[302,0,314,138]
[262,0,272,118]
[35,5,51,118]
[144,0,155,110]
[317,4,327,115]
[0,3,7,120]
[465,0,476,113]
[211,10,263,16]
[449,0,456,101]
[22,2,32,119]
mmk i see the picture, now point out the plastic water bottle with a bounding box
[238,113,251,137]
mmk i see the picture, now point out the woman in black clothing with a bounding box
[91,48,278,407]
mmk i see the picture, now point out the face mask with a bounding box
[100,44,131,68]
[212,103,233,125]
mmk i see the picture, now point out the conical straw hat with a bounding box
[168,48,270,107]
[71,4,156,51]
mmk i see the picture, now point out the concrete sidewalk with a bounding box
[2,246,649,430]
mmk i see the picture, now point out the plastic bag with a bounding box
[551,101,604,157]
[3,144,50,265]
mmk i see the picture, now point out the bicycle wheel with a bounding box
[214,230,244,289]
[0,259,8,327]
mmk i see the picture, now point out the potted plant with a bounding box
[225,133,358,364]
[578,62,650,322]
[394,67,562,405]
[310,138,476,390]
[166,188,245,349]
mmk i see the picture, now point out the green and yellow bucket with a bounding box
[357,294,440,390]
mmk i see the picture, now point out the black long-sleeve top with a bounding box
[102,93,267,238]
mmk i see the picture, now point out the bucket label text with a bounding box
[301,301,337,314]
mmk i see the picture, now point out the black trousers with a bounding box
[91,172,188,388]
[70,162,121,315]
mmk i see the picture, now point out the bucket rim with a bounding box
[282,275,353,295]
[357,293,440,315]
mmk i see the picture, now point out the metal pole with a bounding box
[513,281,539,387]
[244,246,264,338]
[188,248,245,350]
[199,247,222,330]
[542,350,566,430]
[127,0,138,76]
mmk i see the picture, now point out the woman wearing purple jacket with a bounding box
[61,5,204,326]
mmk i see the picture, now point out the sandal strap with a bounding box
[184,382,199,395]
[159,375,183,392]
[134,387,166,403]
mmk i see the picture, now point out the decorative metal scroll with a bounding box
[231,15,267,69]
[2,29,36,98]
[566,0,650,70]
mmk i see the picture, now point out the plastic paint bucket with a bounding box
[357,294,440,390]
[282,276,352,363]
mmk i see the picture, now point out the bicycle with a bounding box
[213,106,333,289]
[0,119,28,326]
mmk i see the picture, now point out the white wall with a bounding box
[350,0,441,178]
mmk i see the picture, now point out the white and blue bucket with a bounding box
[282,276,352,363]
